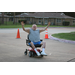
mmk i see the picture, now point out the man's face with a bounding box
[32,24,37,30]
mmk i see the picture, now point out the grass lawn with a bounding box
[0,24,49,28]
[52,32,75,41]
[0,21,75,28]
[0,25,31,28]
[0,24,75,28]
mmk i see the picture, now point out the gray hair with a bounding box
[32,24,37,28]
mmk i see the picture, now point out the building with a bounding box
[0,12,75,25]
[0,13,9,24]
[15,12,74,25]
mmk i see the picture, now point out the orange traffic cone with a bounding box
[45,29,49,39]
[16,29,21,38]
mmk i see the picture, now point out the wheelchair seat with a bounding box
[26,34,43,48]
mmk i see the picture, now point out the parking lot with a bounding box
[0,27,75,62]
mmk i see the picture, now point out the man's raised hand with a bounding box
[21,21,25,26]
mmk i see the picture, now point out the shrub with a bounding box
[18,20,27,24]
[62,21,70,26]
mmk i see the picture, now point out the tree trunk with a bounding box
[43,12,44,25]
[2,12,4,24]
[13,12,15,24]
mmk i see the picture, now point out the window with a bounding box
[26,18,30,21]
[73,19,75,23]
[57,19,61,23]
[45,19,48,24]
[38,18,41,24]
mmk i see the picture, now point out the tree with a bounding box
[64,12,75,18]
[43,12,44,25]
[13,12,15,24]
[2,12,4,24]
[5,12,35,16]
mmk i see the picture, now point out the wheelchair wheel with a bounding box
[31,51,34,57]
[41,55,43,57]
[40,51,43,57]
[24,49,27,55]
[29,51,32,57]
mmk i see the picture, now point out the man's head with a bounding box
[32,24,37,30]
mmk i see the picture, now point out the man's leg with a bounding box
[30,42,41,56]
[41,41,46,48]
[40,42,47,56]
[30,42,35,49]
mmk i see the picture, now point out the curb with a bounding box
[49,35,75,44]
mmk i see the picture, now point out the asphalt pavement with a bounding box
[0,27,75,62]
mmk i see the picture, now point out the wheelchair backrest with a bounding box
[26,34,43,47]
[27,34,29,40]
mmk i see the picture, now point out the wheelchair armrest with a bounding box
[26,39,43,43]
[26,39,31,43]
[26,39,43,47]
[40,39,43,41]
[26,39,31,46]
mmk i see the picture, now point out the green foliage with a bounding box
[62,21,70,26]
[64,12,75,18]
[18,20,27,24]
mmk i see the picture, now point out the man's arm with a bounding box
[21,21,30,33]
[40,22,50,33]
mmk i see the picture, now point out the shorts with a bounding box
[28,41,42,46]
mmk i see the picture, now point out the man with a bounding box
[21,21,50,56]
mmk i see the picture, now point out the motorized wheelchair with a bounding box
[24,34,44,57]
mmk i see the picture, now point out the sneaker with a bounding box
[36,51,41,56]
[41,52,47,56]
